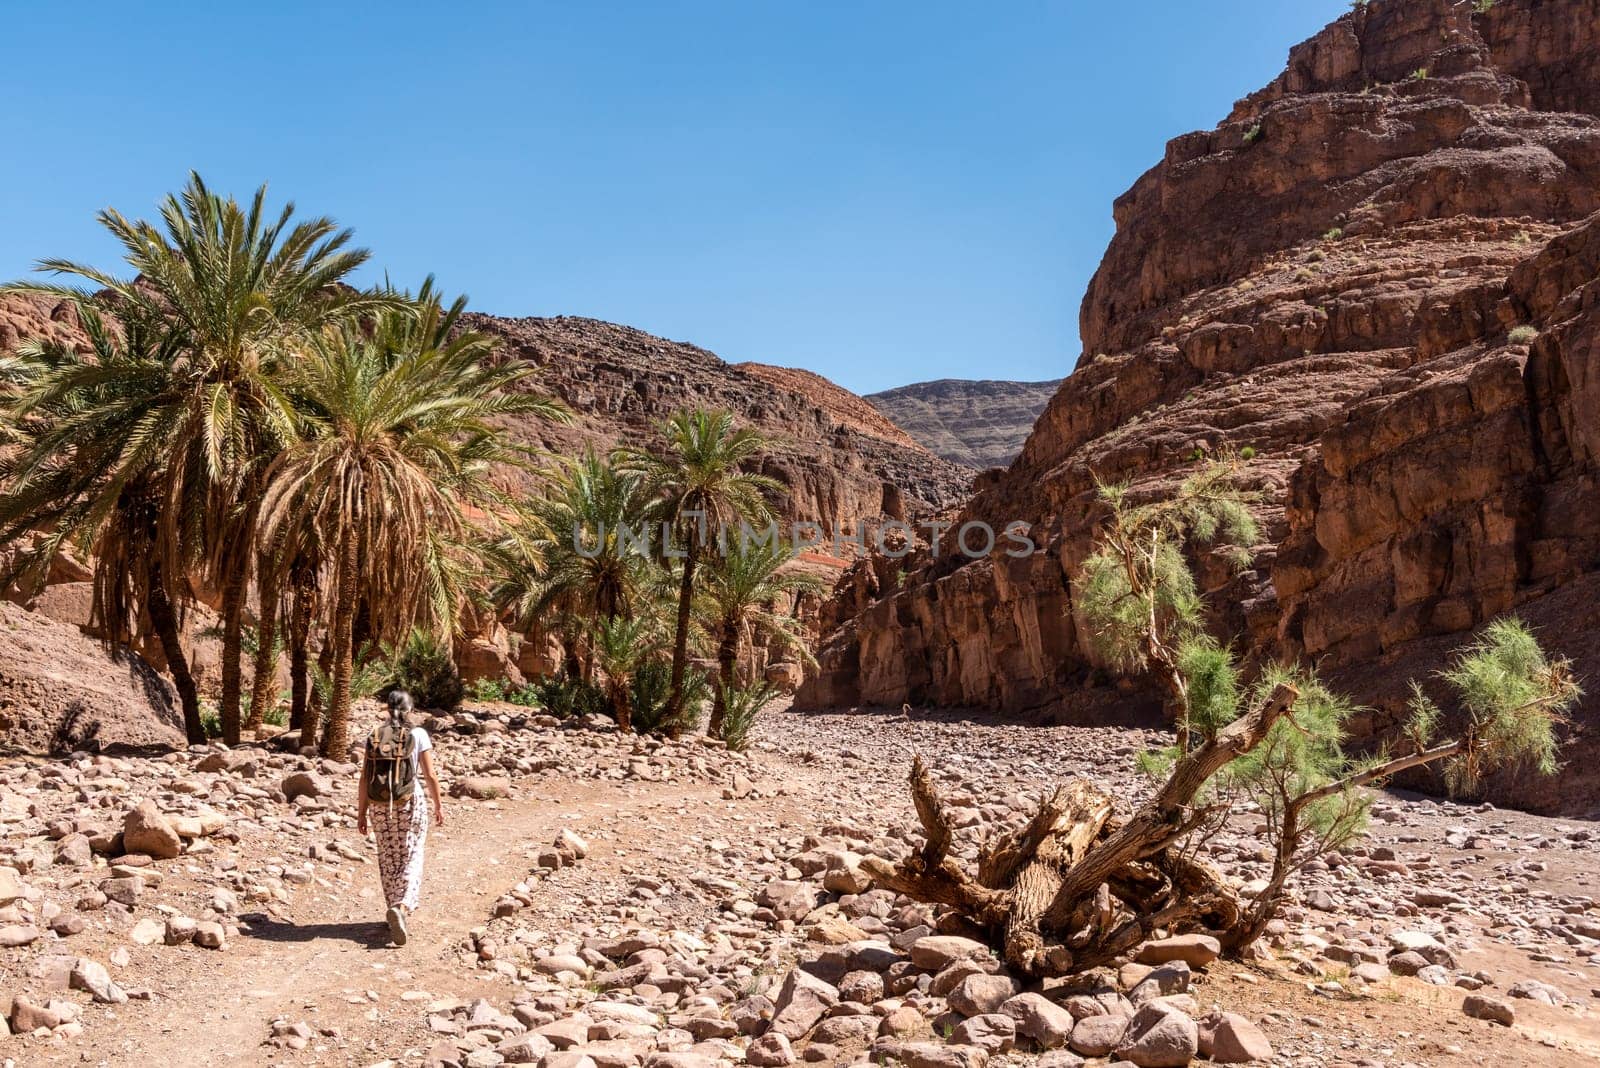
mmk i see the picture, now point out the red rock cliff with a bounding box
[800,0,1600,814]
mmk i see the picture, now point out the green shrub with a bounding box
[1474,0,1497,13]
[467,677,546,707]
[531,675,610,720]
[467,678,508,702]
[199,702,222,739]
[631,661,710,736]
[1240,445,1257,461]
[506,683,543,707]
[242,688,290,728]
[718,680,779,751]
[383,628,464,712]
[1410,67,1429,81]
[1323,227,1344,242]
[311,643,391,710]
[1508,325,1539,345]
[1242,123,1262,146]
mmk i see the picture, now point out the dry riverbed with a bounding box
[1,701,1597,1067]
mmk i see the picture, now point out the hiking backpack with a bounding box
[366,722,417,804]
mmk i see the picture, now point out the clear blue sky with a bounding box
[1,1,1348,395]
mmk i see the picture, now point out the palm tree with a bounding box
[614,409,781,729]
[2,173,401,744]
[696,538,822,738]
[0,305,209,741]
[590,615,661,733]
[258,299,566,756]
[489,452,655,673]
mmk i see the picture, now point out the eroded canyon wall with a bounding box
[800,0,1600,813]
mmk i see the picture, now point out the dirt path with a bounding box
[64,776,729,1067]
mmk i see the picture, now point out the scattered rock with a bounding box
[122,800,182,860]
[1198,1011,1273,1062]
[1462,994,1515,1027]
[1136,934,1221,968]
[1116,1002,1199,1068]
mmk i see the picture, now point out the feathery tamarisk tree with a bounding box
[862,457,1577,975]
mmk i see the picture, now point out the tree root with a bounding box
[862,683,1296,977]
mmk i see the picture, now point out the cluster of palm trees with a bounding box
[491,409,821,742]
[0,175,815,755]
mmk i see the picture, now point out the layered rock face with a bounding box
[0,292,84,354]
[800,0,1600,812]
[0,600,183,753]
[867,378,1064,469]
[467,314,974,534]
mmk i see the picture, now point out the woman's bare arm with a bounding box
[419,748,444,826]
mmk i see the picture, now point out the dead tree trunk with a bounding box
[861,681,1298,977]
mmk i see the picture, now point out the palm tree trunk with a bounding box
[323,524,360,759]
[613,681,633,733]
[288,577,312,733]
[148,566,205,745]
[245,551,280,731]
[666,534,701,732]
[305,640,334,751]
[219,566,247,745]
[709,619,738,739]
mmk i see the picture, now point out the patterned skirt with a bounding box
[370,791,429,911]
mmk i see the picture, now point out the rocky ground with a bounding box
[1,702,1597,1067]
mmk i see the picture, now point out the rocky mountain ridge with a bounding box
[463,314,975,532]
[867,378,1063,470]
[799,0,1600,815]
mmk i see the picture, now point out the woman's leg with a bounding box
[370,805,407,910]
[398,793,429,913]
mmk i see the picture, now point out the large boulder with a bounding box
[121,800,182,860]
[769,967,839,1040]
[281,771,331,802]
[1136,934,1221,968]
[1001,992,1076,1049]
[1198,1011,1274,1062]
[1116,1002,1199,1068]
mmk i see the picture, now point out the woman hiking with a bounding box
[356,690,444,946]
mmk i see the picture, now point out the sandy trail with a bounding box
[72,777,726,1066]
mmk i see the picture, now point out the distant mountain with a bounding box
[866,378,1062,469]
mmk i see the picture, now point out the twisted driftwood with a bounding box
[861,681,1298,977]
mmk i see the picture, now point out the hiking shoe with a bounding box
[386,906,408,946]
